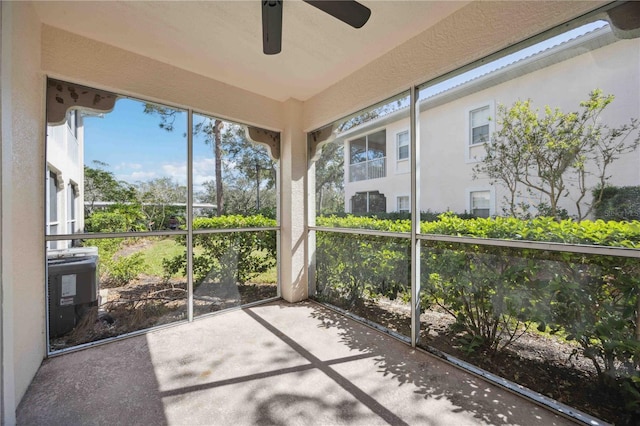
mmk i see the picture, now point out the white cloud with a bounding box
[192,157,217,189]
[112,156,219,191]
[162,163,187,183]
[114,162,143,171]
[129,171,158,180]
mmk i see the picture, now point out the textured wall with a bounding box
[280,99,308,302]
[41,26,284,131]
[1,2,45,424]
[303,1,608,131]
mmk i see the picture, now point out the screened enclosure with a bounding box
[45,81,280,352]
[308,14,640,425]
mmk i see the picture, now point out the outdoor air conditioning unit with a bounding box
[47,247,99,338]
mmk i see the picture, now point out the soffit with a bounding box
[33,1,469,102]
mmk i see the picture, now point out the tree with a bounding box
[315,142,344,214]
[145,106,278,217]
[222,124,277,212]
[192,118,225,215]
[84,160,137,215]
[83,161,145,232]
[474,90,640,220]
[195,126,277,217]
[135,177,187,230]
[143,105,225,215]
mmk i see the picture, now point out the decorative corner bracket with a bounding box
[308,124,337,162]
[46,78,119,125]
[245,127,281,160]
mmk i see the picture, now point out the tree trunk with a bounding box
[255,162,260,211]
[214,119,224,216]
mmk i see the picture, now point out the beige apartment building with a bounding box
[339,23,640,218]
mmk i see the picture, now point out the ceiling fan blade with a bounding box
[303,0,371,29]
[262,0,283,55]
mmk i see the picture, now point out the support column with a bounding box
[2,3,45,424]
[279,99,307,302]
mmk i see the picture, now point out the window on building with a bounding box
[48,170,60,248]
[470,106,490,145]
[397,195,410,213]
[351,191,387,213]
[66,109,78,138]
[396,130,409,161]
[470,190,491,218]
[349,130,386,182]
[67,183,77,234]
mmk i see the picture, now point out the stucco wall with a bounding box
[339,27,640,219]
[1,2,45,424]
[280,99,308,302]
[41,26,284,132]
[418,34,640,217]
[303,1,608,132]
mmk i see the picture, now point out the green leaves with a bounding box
[163,215,277,285]
[317,213,640,389]
[474,89,640,220]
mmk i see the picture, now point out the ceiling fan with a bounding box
[262,0,371,54]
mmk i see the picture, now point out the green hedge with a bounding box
[595,186,640,221]
[315,213,640,407]
[162,215,277,285]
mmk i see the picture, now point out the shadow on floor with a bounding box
[17,300,575,426]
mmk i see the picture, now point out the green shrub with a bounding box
[420,243,546,352]
[104,252,145,287]
[315,231,409,307]
[85,212,131,233]
[89,237,146,287]
[162,215,277,285]
[594,186,640,221]
[85,204,147,233]
[315,213,640,390]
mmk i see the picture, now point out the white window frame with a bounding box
[466,187,495,218]
[46,168,62,249]
[397,195,410,213]
[67,182,78,234]
[66,109,78,139]
[465,101,495,163]
[396,130,409,162]
[348,129,387,182]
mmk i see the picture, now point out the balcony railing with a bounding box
[349,157,386,182]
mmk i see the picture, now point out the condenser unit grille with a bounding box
[47,255,98,338]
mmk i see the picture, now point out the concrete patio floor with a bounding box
[17,300,578,425]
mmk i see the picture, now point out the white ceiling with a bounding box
[33,1,470,102]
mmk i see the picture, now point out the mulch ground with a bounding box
[343,297,635,425]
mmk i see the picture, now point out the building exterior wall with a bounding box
[344,117,411,213]
[342,30,640,218]
[46,113,85,244]
[421,33,640,217]
[303,1,608,132]
[1,2,45,425]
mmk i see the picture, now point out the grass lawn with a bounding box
[139,237,184,277]
[139,237,277,283]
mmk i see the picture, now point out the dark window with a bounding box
[351,191,386,213]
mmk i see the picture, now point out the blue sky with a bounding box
[83,100,222,190]
[83,20,608,188]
